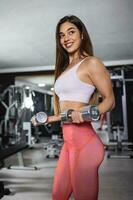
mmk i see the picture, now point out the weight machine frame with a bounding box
[107,67,133,158]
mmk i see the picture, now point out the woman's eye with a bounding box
[69,31,74,35]
[59,34,64,39]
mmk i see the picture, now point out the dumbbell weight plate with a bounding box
[90,106,100,121]
[35,112,48,123]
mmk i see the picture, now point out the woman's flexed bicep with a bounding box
[87,57,115,114]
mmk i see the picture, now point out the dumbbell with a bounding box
[33,112,48,124]
[32,105,100,124]
[81,105,100,121]
[61,105,100,123]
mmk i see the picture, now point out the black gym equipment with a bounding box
[0,181,11,199]
[0,85,39,199]
[107,66,133,159]
[0,130,29,198]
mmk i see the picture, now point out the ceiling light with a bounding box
[51,87,54,91]
[38,83,46,87]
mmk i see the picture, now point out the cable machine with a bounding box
[107,66,133,158]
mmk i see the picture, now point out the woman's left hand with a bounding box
[71,111,84,123]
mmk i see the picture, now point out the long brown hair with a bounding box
[54,15,94,115]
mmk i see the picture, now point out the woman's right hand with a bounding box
[31,116,40,127]
[70,110,84,123]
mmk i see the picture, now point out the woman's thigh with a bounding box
[52,144,72,200]
[71,135,105,200]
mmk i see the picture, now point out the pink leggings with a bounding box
[52,122,105,200]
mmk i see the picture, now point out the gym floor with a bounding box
[1,135,133,200]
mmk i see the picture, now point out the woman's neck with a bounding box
[69,53,83,66]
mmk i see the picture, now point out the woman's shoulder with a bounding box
[83,56,103,66]
[82,56,106,73]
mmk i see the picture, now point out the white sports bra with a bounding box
[54,59,95,103]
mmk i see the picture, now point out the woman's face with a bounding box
[59,21,82,54]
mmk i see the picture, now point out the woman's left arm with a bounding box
[87,57,115,114]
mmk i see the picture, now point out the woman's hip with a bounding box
[62,122,97,149]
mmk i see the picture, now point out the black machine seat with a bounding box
[0,142,28,161]
[0,135,28,199]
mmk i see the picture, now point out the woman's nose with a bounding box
[64,34,70,41]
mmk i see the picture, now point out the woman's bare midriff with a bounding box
[60,101,88,112]
[48,101,89,123]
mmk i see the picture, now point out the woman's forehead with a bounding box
[59,22,77,33]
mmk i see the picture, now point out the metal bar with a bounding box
[121,69,128,140]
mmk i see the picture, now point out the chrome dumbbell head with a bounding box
[81,105,100,122]
[35,112,48,124]
[89,105,100,121]
[61,109,74,123]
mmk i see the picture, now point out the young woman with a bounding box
[32,15,115,200]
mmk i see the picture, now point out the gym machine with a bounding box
[0,85,29,198]
[0,84,52,198]
[0,85,40,170]
[107,66,133,158]
[0,83,56,165]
